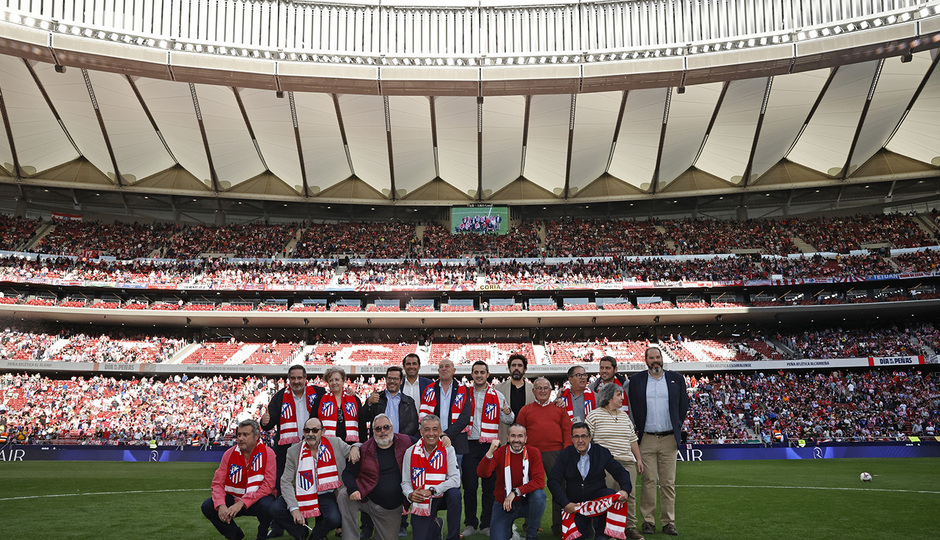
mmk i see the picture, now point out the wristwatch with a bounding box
[512,488,521,497]
[429,487,437,495]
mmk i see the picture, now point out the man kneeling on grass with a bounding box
[201,419,277,540]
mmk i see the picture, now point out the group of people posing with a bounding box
[201,350,690,540]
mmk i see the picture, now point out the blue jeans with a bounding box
[201,494,275,540]
[489,490,547,540]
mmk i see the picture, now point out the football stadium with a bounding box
[1,0,939,539]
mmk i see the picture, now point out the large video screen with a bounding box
[451,206,510,235]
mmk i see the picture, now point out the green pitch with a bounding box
[1,458,937,539]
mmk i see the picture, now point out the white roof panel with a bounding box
[886,52,940,167]
[850,55,931,173]
[481,96,526,197]
[788,61,879,176]
[435,96,479,196]
[339,94,391,195]
[750,69,830,182]
[388,95,435,196]
[569,91,622,192]
[133,78,212,187]
[609,88,667,190]
[696,78,768,183]
[193,83,265,188]
[86,70,175,183]
[238,88,304,192]
[32,64,113,180]
[292,92,350,194]
[524,94,574,195]
[658,82,723,188]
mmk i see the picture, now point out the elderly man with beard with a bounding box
[402,415,461,540]
[340,414,412,540]
[270,417,361,540]
[494,354,534,444]
[477,424,546,540]
[201,419,277,540]
[627,347,689,537]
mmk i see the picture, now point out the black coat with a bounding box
[627,370,689,447]
[364,390,420,437]
[547,442,632,508]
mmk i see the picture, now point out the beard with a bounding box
[510,370,523,381]
[649,363,663,374]
[376,433,394,447]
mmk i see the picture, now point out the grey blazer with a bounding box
[494,379,534,443]
[280,436,352,510]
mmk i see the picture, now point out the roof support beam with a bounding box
[232,87,268,172]
[82,69,123,187]
[0,81,23,177]
[429,96,440,179]
[189,83,221,193]
[286,92,310,198]
[562,94,576,200]
[605,90,629,172]
[841,59,883,179]
[126,75,179,165]
[476,96,483,201]
[649,88,672,195]
[784,66,839,160]
[331,94,355,177]
[383,95,396,201]
[741,76,774,188]
[885,52,940,147]
[520,96,531,178]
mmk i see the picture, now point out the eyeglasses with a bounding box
[302,428,322,434]
[374,425,393,432]
[571,434,591,439]
[385,377,401,382]
[571,373,587,378]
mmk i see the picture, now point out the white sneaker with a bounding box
[480,528,490,536]
[511,524,522,540]
[461,526,477,538]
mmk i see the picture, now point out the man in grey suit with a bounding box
[494,353,534,444]
[271,417,361,540]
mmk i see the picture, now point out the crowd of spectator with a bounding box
[0,327,188,363]
[685,369,939,443]
[163,223,296,259]
[785,214,935,253]
[420,222,542,258]
[34,220,176,259]
[338,260,477,287]
[0,216,41,251]
[780,323,939,359]
[543,218,675,257]
[293,222,420,259]
[663,218,800,255]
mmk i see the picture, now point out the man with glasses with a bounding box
[365,366,420,438]
[340,414,412,540]
[270,417,360,540]
[547,423,631,540]
[555,366,596,423]
[516,377,572,537]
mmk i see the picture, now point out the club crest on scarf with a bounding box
[281,401,291,417]
[320,400,334,417]
[250,452,263,471]
[228,463,243,483]
[412,467,426,486]
[344,401,357,416]
[454,391,465,409]
[484,402,498,421]
[429,449,445,469]
[318,443,332,462]
[298,470,314,491]
[423,386,435,402]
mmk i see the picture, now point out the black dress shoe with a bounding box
[266,529,285,539]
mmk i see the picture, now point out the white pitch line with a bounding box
[0,488,204,502]
[681,484,940,495]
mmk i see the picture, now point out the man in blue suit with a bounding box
[627,347,689,537]
[401,353,434,408]
[547,423,631,539]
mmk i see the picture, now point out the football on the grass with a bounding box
[860,472,872,482]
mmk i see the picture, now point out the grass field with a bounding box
[1,458,938,539]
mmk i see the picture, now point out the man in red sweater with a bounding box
[477,424,546,540]
[515,377,572,537]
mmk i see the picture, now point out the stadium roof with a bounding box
[1,1,939,216]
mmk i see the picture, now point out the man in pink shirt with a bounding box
[201,419,277,540]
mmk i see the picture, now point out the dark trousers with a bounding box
[411,487,462,540]
[461,440,496,529]
[270,492,342,540]
[201,494,275,540]
[269,443,291,535]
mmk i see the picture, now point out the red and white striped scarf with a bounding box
[504,446,530,498]
[319,393,360,443]
[560,493,628,540]
[278,386,319,445]
[223,443,268,499]
[561,388,596,421]
[471,385,502,443]
[419,382,470,433]
[408,440,448,517]
[294,438,342,518]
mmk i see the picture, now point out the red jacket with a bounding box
[477,444,545,505]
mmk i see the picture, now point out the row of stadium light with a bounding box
[3,5,939,67]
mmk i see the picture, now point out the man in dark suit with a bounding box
[627,347,689,537]
[547,422,631,540]
[261,365,326,538]
[418,359,472,463]
[364,366,420,437]
[401,353,434,407]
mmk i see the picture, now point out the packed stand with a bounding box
[32,220,176,259]
[785,213,937,253]
[0,215,41,251]
[663,218,800,255]
[338,260,476,287]
[293,222,419,259]
[779,323,938,359]
[544,218,674,257]
[163,223,297,259]
[763,253,895,278]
